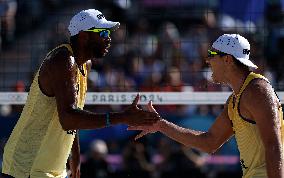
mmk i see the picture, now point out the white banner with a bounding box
[0,92,283,105]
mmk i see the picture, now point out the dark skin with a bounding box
[129,50,283,178]
[38,29,160,178]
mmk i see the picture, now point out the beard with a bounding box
[93,44,105,58]
[88,40,106,58]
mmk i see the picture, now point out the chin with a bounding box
[211,74,221,84]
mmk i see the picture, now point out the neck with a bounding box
[228,69,250,96]
[70,42,87,66]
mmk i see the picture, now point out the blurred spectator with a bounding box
[118,141,154,178]
[0,0,17,48]
[14,80,25,92]
[156,138,205,178]
[81,139,110,178]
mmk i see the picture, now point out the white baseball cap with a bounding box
[212,34,258,69]
[68,9,120,36]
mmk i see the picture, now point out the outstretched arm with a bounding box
[45,49,160,131]
[129,101,234,154]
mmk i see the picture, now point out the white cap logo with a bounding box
[212,34,257,69]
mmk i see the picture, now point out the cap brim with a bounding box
[235,57,258,69]
[100,21,120,31]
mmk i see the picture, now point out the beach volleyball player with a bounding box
[1,9,160,178]
[129,34,284,178]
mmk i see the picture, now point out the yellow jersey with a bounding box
[2,44,88,178]
[228,72,284,178]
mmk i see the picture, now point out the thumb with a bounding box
[147,100,157,113]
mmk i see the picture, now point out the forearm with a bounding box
[61,109,126,130]
[265,146,283,178]
[70,133,80,177]
[158,119,215,153]
[71,133,80,165]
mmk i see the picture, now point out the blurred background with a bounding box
[1,0,284,177]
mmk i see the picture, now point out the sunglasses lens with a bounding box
[207,52,213,58]
[100,30,110,38]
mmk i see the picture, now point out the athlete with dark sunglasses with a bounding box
[1,9,160,178]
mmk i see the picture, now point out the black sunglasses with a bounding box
[207,50,228,58]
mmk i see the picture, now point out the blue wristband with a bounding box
[106,113,110,127]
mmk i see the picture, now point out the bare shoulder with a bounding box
[47,47,74,71]
[39,47,76,96]
[243,78,279,111]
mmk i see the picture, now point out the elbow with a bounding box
[187,134,220,154]
[58,112,72,131]
[202,133,221,154]
[205,147,218,154]
[206,141,222,154]
[204,139,220,154]
[183,143,216,154]
[198,144,217,154]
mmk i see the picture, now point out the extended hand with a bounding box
[124,94,160,126]
[127,100,162,140]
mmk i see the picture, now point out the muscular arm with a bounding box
[42,49,158,131]
[130,99,234,154]
[244,80,283,178]
[70,132,80,177]
[157,103,234,153]
[50,50,124,130]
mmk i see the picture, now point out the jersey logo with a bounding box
[67,130,77,135]
[240,159,248,169]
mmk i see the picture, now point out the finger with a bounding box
[149,101,158,113]
[135,131,148,140]
[132,93,140,106]
[147,101,155,112]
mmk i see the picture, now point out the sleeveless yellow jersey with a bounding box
[228,72,284,178]
[2,44,88,178]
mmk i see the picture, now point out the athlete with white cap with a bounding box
[1,9,160,178]
[129,34,284,178]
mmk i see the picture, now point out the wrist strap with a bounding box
[106,113,111,127]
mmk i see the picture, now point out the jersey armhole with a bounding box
[237,78,272,125]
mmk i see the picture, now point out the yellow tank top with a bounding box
[228,72,284,178]
[2,44,88,178]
